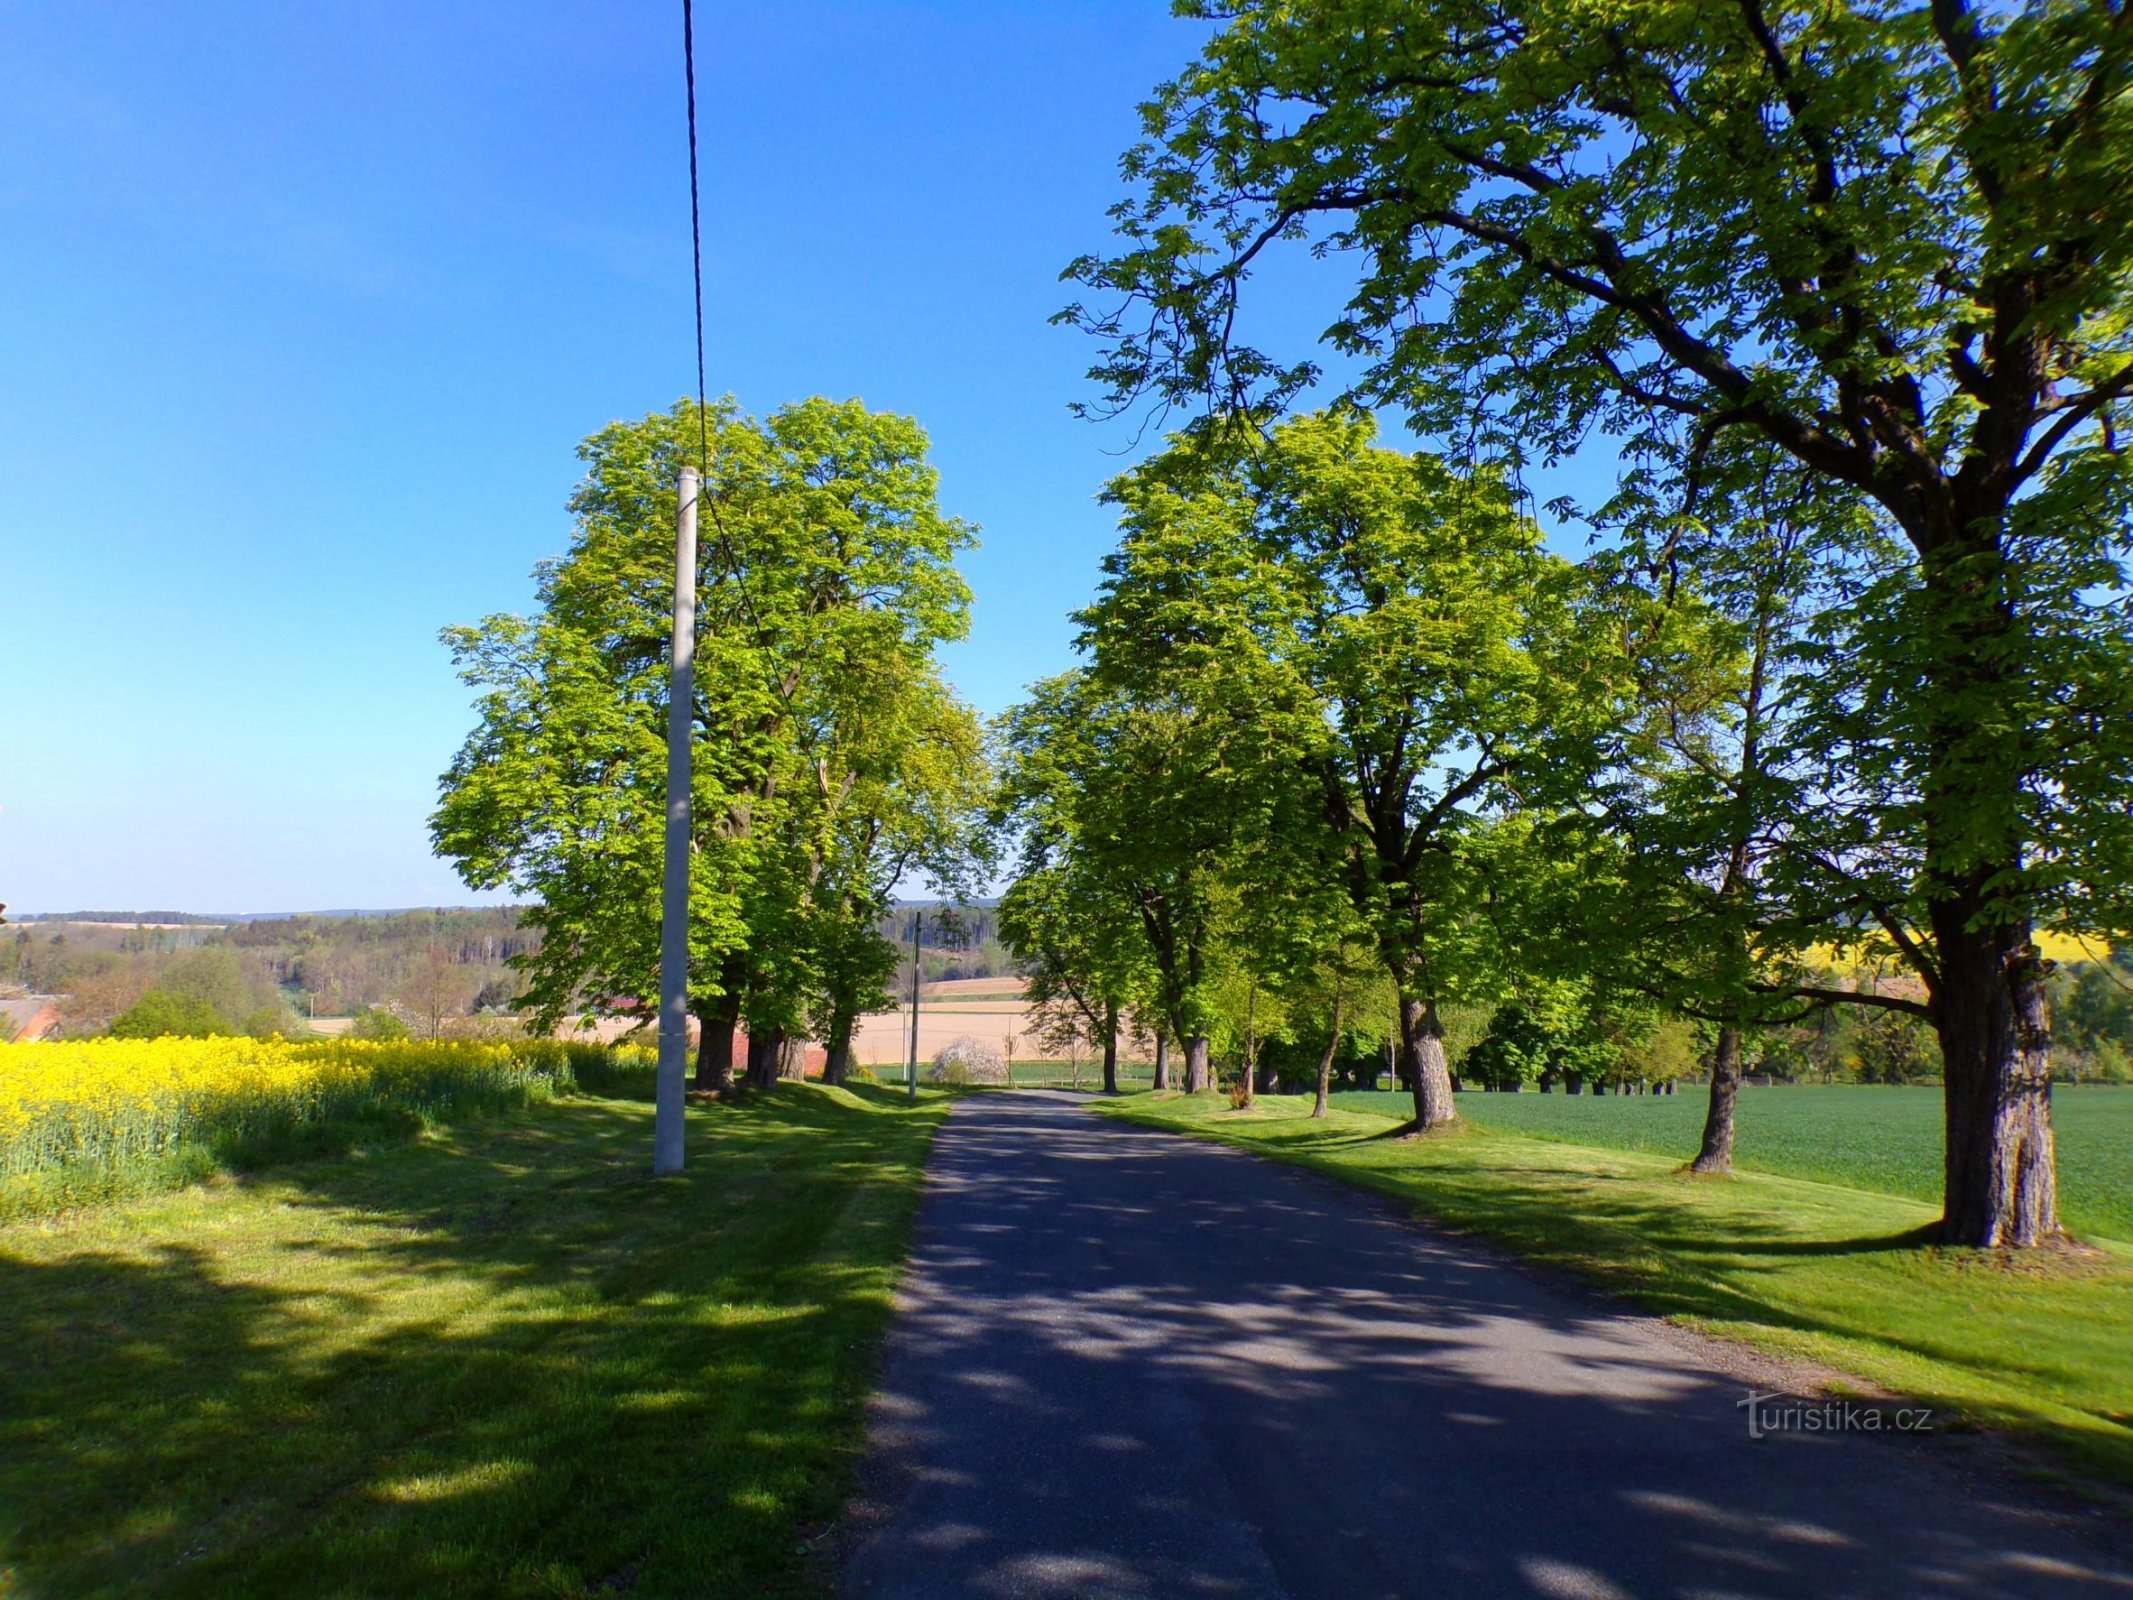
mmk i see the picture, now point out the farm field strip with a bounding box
[0,1037,635,1218]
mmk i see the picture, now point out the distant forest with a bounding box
[3,901,1014,1039]
[876,902,1011,986]
[3,909,535,1037]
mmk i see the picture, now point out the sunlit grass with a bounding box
[1334,1083,2133,1241]
[0,1082,950,1598]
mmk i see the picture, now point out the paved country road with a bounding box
[839,1093,2132,1600]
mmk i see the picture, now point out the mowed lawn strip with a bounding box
[1100,1093,2133,1490]
[0,1082,950,1600]
[1333,1083,2133,1242]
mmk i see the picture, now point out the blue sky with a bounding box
[1,2,1609,915]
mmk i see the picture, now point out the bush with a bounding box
[348,1007,410,1041]
[242,1007,294,1039]
[1852,1009,1939,1085]
[109,991,227,1040]
[929,1036,1009,1085]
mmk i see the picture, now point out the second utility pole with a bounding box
[906,910,921,1100]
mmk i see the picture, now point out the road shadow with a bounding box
[841,1095,2133,1600]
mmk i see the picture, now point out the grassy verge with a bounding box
[1332,1083,2133,1240]
[0,1081,950,1598]
[1099,1092,2133,1490]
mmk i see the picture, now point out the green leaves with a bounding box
[432,398,984,1043]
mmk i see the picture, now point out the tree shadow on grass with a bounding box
[0,1087,942,1600]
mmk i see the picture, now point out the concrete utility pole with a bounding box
[907,910,922,1100]
[654,464,700,1176]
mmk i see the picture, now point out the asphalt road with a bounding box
[839,1093,2132,1600]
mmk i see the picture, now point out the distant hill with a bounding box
[20,911,231,926]
[20,907,520,925]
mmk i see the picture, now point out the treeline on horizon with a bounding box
[2,909,536,1039]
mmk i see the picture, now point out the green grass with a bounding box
[0,1081,950,1599]
[1101,1091,2133,1489]
[1004,1061,1157,1089]
[1333,1083,2133,1242]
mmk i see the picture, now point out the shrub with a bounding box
[242,1007,293,1039]
[348,1007,411,1041]
[108,991,227,1040]
[929,1036,1009,1085]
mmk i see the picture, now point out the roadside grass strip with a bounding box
[1334,1083,2133,1242]
[0,1082,950,1598]
[1102,1092,2133,1491]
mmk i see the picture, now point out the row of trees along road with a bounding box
[1045,0,2133,1248]
[432,398,986,1089]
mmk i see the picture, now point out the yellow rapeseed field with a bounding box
[0,1037,612,1212]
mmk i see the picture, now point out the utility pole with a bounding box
[654,463,699,1176]
[907,910,922,1100]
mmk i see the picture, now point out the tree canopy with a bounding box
[434,397,984,1086]
[1065,0,2133,1245]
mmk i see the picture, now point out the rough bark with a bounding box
[822,1010,855,1087]
[692,992,738,1092]
[1101,1000,1119,1095]
[1152,1033,1170,1091]
[742,1027,785,1090]
[1934,904,2059,1246]
[1903,503,2062,1246]
[1692,1022,1744,1174]
[1183,1035,1211,1094]
[1399,994,1457,1129]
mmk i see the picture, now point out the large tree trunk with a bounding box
[1934,903,2058,1246]
[693,992,738,1092]
[1183,1035,1211,1094]
[822,1009,855,1087]
[1101,1000,1119,1095]
[1152,1033,1170,1091]
[1913,511,2060,1247]
[1399,994,1457,1129]
[1692,1022,1743,1174]
[743,1027,785,1091]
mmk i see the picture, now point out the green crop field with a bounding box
[1332,1084,2133,1242]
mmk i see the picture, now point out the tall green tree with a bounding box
[433,397,977,1082]
[1066,0,2133,1245]
[1568,464,1873,1170]
[799,668,988,1087]
[995,671,1263,1092]
[1080,414,1624,1128]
